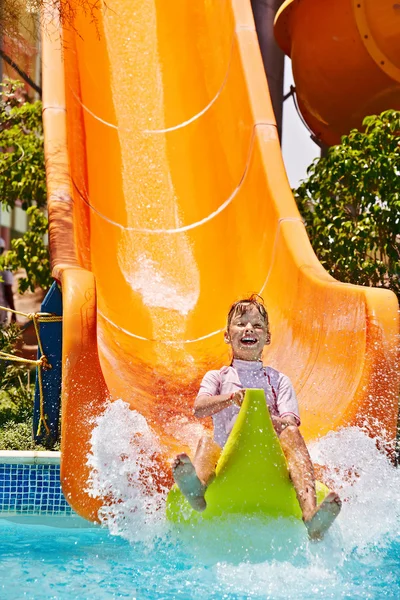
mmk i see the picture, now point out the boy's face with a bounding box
[225,305,270,361]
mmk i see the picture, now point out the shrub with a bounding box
[0,323,59,451]
[0,419,59,451]
[294,110,400,298]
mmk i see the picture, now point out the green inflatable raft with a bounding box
[166,388,329,524]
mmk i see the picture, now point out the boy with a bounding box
[173,295,341,540]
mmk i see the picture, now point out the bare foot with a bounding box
[172,453,207,512]
[304,492,342,541]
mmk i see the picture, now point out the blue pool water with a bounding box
[1,515,399,599]
[1,405,399,599]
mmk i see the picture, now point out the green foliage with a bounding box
[0,206,52,293]
[0,390,32,426]
[0,420,59,451]
[0,323,60,450]
[0,323,33,421]
[0,79,51,293]
[0,78,55,451]
[0,323,27,383]
[295,110,400,298]
[0,79,46,209]
[0,323,35,449]
[0,421,36,451]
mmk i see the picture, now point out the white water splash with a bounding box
[309,427,400,553]
[87,401,399,570]
[86,400,169,546]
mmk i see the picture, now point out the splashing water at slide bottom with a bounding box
[75,400,400,597]
[1,401,399,600]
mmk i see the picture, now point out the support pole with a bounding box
[251,0,285,140]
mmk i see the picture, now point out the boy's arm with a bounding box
[194,390,244,418]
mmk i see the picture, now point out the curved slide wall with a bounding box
[42,0,399,522]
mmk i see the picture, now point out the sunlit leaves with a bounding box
[0,79,46,209]
[0,80,51,293]
[0,206,52,293]
[295,110,400,298]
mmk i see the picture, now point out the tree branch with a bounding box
[0,48,42,96]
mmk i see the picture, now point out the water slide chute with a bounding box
[41,0,399,522]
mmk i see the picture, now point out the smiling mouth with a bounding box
[240,336,258,346]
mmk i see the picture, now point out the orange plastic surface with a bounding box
[275,0,400,145]
[42,1,399,522]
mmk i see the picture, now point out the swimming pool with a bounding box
[1,511,399,599]
[1,426,399,599]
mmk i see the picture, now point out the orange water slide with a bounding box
[42,0,399,522]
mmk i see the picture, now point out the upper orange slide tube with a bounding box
[275,0,400,145]
[42,0,399,522]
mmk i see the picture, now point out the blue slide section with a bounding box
[33,282,62,444]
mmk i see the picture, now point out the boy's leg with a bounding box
[172,436,221,512]
[279,425,341,540]
[193,435,222,485]
[278,426,317,517]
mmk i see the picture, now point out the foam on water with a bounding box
[86,400,400,597]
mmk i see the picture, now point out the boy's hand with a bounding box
[231,388,246,407]
[271,414,297,435]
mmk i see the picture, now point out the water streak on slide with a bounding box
[42,0,399,521]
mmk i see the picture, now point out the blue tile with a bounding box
[0,462,75,516]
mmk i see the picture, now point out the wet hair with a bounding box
[227,294,268,329]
